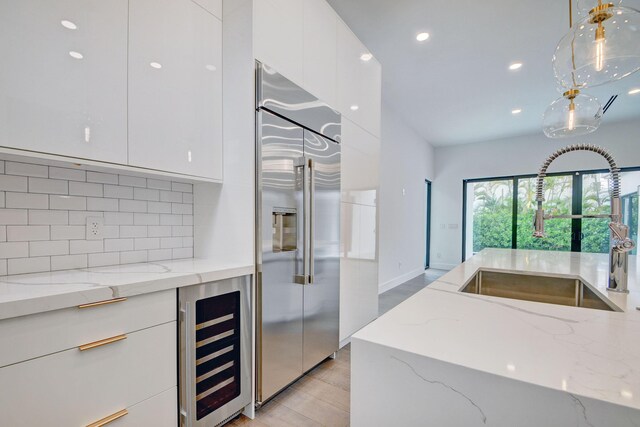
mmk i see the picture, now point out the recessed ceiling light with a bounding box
[68,51,83,59]
[150,62,162,69]
[61,20,77,30]
[360,53,373,62]
[509,62,523,71]
[205,64,217,72]
[511,108,522,114]
[350,105,359,111]
[416,32,430,42]
[629,88,640,95]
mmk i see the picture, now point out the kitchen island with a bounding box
[351,249,640,426]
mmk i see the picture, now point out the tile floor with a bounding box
[230,269,447,426]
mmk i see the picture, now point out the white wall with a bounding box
[378,103,435,293]
[431,119,640,269]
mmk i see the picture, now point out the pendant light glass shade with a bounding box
[542,90,603,138]
[576,0,622,17]
[552,5,640,88]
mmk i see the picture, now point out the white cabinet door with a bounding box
[303,0,338,107]
[0,0,128,163]
[336,21,382,137]
[341,118,380,207]
[129,0,223,180]
[253,0,304,86]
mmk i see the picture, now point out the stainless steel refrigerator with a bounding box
[255,63,341,405]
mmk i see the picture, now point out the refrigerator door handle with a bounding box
[294,160,308,286]
[308,158,315,285]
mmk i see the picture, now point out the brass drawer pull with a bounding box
[86,409,128,427]
[78,297,127,309]
[79,334,127,351]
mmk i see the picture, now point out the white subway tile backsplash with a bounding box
[133,187,159,202]
[51,254,87,271]
[120,225,147,238]
[147,179,171,190]
[30,240,69,257]
[134,238,160,250]
[104,238,134,252]
[160,191,182,203]
[51,225,86,240]
[120,250,148,264]
[87,197,119,212]
[8,257,50,275]
[69,211,103,225]
[88,252,120,267]
[49,167,86,182]
[148,248,172,261]
[0,175,28,192]
[172,182,192,193]
[70,240,104,254]
[161,237,183,249]
[0,242,29,258]
[172,203,193,215]
[119,175,146,188]
[148,202,172,214]
[29,210,68,225]
[7,226,49,242]
[173,247,193,259]
[69,181,103,197]
[104,212,134,225]
[6,192,49,209]
[0,209,28,225]
[148,225,172,237]
[87,171,118,185]
[29,178,68,195]
[119,199,147,213]
[6,162,48,178]
[0,161,193,275]
[160,214,182,226]
[134,213,159,226]
[49,195,86,211]
[104,185,133,199]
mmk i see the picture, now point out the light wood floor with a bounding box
[229,269,446,427]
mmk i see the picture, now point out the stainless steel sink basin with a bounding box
[460,270,618,312]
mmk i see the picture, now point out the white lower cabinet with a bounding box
[116,387,178,427]
[0,308,177,426]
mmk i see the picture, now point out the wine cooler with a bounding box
[179,276,251,427]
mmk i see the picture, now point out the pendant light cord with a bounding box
[569,0,579,88]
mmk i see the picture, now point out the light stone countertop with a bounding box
[353,248,640,411]
[0,258,254,320]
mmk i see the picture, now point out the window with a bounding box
[462,167,640,260]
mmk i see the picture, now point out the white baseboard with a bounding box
[378,268,426,294]
[339,337,351,349]
[429,262,457,271]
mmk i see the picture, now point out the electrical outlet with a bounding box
[86,217,104,240]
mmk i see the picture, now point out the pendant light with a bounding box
[543,0,603,139]
[553,0,640,88]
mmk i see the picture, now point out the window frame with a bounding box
[461,166,640,261]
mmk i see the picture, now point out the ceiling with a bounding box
[326,0,640,147]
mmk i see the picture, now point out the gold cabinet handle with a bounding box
[79,334,127,351]
[86,409,128,427]
[78,297,127,309]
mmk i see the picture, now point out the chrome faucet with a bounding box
[533,144,636,293]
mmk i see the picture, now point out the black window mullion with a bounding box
[571,172,582,252]
[512,178,518,249]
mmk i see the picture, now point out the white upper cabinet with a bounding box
[341,118,380,206]
[192,0,223,19]
[253,0,304,86]
[0,0,128,164]
[303,0,338,107]
[128,0,223,180]
[337,21,382,137]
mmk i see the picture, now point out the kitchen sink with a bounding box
[460,270,618,312]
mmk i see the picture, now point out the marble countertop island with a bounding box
[0,259,254,320]
[351,249,640,427]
